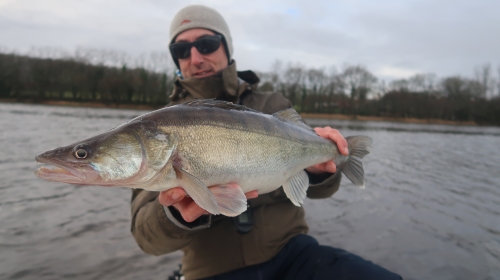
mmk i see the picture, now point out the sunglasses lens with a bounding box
[169,43,191,59]
[170,35,222,59]
[196,36,221,55]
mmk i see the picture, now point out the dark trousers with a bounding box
[203,234,402,280]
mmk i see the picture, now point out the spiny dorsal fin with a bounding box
[272,108,313,131]
[181,99,261,113]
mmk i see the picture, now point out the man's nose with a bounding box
[190,46,204,66]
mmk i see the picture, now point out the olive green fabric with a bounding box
[130,61,342,279]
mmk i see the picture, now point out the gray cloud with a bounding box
[0,0,498,81]
[350,1,500,71]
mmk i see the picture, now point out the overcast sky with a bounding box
[0,0,499,81]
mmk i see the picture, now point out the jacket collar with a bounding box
[169,61,260,103]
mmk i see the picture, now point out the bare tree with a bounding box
[408,73,437,93]
[283,63,306,107]
[389,79,409,92]
[341,65,377,100]
[341,65,377,114]
[304,68,327,112]
[441,76,468,98]
[389,73,437,94]
[474,64,491,99]
[28,46,71,60]
[497,64,500,98]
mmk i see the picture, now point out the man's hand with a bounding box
[159,184,258,223]
[305,126,348,174]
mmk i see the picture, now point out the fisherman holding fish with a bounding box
[129,5,401,280]
[34,4,401,280]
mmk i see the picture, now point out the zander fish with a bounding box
[35,100,372,217]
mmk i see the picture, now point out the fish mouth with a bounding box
[35,153,96,184]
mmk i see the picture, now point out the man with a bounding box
[131,5,401,280]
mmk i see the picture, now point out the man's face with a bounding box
[174,28,229,79]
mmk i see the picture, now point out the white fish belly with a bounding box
[203,166,296,192]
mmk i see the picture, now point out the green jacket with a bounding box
[130,62,342,279]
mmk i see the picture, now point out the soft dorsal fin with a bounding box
[181,99,261,113]
[272,108,313,131]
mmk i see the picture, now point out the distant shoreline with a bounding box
[1,99,478,126]
[300,113,477,126]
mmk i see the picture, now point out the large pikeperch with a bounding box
[35,100,372,217]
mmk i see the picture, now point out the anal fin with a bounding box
[282,170,309,206]
[209,184,247,217]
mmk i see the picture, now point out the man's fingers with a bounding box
[328,130,348,156]
[306,161,336,174]
[175,198,209,222]
[308,126,345,174]
[315,161,336,173]
[245,190,259,199]
[159,188,208,222]
[159,187,186,207]
[324,161,337,173]
[314,127,348,156]
[161,184,258,222]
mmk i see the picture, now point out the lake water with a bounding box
[0,103,499,280]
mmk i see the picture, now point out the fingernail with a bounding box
[171,192,181,201]
[344,147,349,154]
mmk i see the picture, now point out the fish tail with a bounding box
[338,136,373,189]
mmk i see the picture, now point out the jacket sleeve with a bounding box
[306,170,342,198]
[130,189,208,255]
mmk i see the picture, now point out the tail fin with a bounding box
[339,136,373,189]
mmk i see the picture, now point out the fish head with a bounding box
[35,119,178,188]
[35,127,147,185]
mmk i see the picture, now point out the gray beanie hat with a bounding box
[169,5,233,68]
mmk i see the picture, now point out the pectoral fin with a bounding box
[209,184,247,217]
[282,170,309,206]
[173,166,220,215]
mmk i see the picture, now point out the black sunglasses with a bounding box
[169,34,222,59]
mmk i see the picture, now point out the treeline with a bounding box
[1,51,499,125]
[257,62,500,125]
[0,51,175,106]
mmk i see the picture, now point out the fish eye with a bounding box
[74,149,88,159]
[73,144,92,159]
